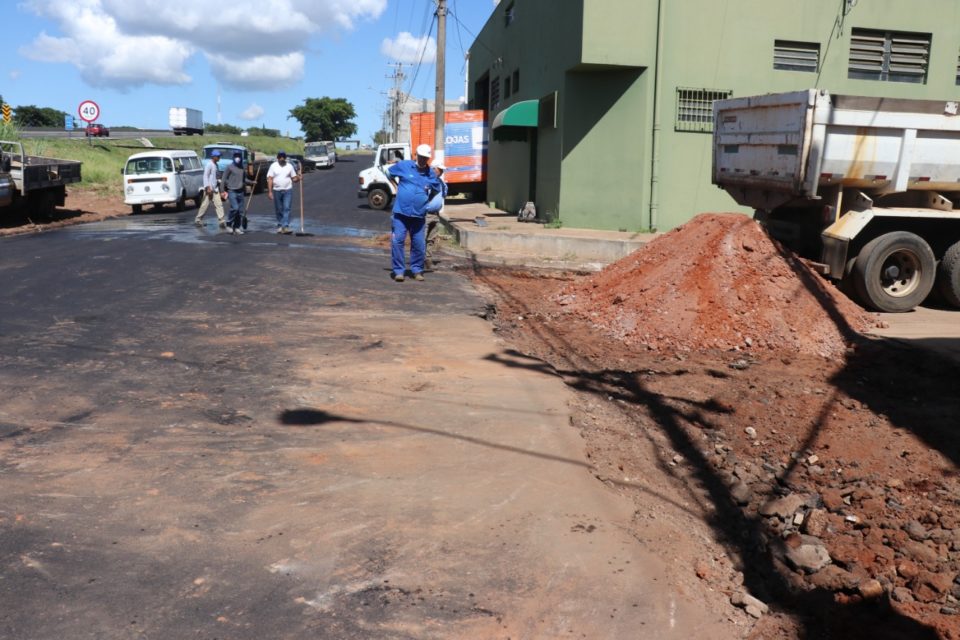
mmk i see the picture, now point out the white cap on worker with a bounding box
[433,162,445,171]
[416,144,432,158]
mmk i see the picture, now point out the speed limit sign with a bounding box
[78,100,100,123]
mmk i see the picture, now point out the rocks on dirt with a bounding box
[554,213,873,358]
[730,590,769,619]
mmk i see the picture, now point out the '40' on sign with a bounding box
[78,100,100,123]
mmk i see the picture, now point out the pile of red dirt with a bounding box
[555,213,875,358]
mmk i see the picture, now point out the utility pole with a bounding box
[433,0,447,165]
[386,63,406,142]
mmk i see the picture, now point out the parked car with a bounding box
[122,150,204,214]
[85,123,110,137]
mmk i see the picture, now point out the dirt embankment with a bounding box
[0,188,129,237]
[474,213,960,639]
[554,213,876,359]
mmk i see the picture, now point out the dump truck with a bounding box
[0,140,82,217]
[358,110,487,210]
[169,107,204,136]
[713,89,960,313]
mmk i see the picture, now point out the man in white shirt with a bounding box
[266,150,300,234]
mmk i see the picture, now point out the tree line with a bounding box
[0,94,362,142]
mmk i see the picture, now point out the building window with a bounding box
[848,28,930,84]
[774,40,820,72]
[490,76,501,112]
[504,77,512,98]
[512,69,520,93]
[956,52,960,85]
[675,87,732,133]
[504,2,515,26]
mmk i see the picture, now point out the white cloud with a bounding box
[239,103,265,121]
[19,0,387,90]
[380,31,436,64]
[208,52,304,91]
[10,70,21,80]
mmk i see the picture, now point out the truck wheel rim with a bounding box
[880,249,921,298]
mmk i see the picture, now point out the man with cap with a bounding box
[423,162,448,271]
[195,150,226,228]
[387,144,443,281]
[220,150,254,235]
[267,150,300,234]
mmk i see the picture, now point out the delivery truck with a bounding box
[169,107,204,136]
[0,140,82,217]
[358,110,487,210]
[713,89,960,313]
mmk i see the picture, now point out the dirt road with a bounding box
[0,202,731,637]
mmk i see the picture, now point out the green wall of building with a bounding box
[470,0,960,231]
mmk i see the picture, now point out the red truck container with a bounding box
[410,110,487,199]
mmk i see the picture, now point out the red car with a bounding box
[85,123,110,137]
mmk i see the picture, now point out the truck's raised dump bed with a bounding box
[712,90,960,313]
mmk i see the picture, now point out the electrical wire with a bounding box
[446,6,496,56]
[404,13,437,100]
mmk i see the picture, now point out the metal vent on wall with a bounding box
[848,28,929,84]
[774,40,820,72]
[675,88,732,133]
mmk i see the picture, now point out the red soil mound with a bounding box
[556,213,874,358]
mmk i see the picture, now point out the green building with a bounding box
[468,0,960,231]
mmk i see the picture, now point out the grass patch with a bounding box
[17,134,303,195]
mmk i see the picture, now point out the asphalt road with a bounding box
[0,160,723,638]
[20,128,174,139]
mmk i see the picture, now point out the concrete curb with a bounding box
[439,202,657,271]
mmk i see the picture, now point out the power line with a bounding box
[452,0,466,60]
[446,7,496,56]
[404,13,437,100]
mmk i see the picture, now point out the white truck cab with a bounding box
[358,143,409,210]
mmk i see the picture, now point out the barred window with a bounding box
[956,51,960,85]
[774,40,820,72]
[848,28,929,84]
[490,76,501,112]
[675,87,732,133]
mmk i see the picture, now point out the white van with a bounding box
[304,141,336,169]
[123,150,204,214]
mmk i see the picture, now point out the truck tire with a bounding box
[852,231,935,313]
[368,187,390,210]
[132,204,143,215]
[175,191,186,212]
[936,241,960,308]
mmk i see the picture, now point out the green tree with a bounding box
[14,105,68,127]
[288,97,357,142]
[372,129,391,145]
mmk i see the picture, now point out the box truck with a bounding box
[358,110,487,210]
[169,107,204,136]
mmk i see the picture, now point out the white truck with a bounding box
[358,143,409,210]
[169,107,203,136]
[713,89,960,313]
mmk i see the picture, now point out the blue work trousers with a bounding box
[273,189,292,228]
[227,190,245,229]
[391,213,426,276]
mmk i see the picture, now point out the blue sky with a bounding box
[4,0,498,141]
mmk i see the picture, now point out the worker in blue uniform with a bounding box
[387,143,443,282]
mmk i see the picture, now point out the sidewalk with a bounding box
[441,202,657,271]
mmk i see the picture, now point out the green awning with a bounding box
[492,100,539,129]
